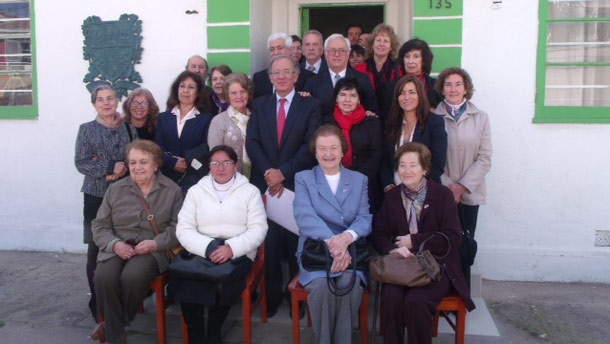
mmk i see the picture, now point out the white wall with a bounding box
[250,0,273,74]
[1,0,609,283]
[0,0,206,252]
[462,0,610,282]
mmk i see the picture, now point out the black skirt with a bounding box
[168,257,252,307]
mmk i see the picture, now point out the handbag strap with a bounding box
[325,241,358,297]
[137,195,160,236]
[458,204,472,237]
[417,232,451,259]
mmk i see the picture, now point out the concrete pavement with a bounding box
[0,250,608,344]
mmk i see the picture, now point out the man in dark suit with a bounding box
[301,30,327,74]
[252,33,311,99]
[304,33,379,122]
[246,55,321,317]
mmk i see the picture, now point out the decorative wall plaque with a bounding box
[82,14,143,100]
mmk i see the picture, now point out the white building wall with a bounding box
[0,0,608,282]
[462,1,610,282]
[0,0,206,252]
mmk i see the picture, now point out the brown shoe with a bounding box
[91,321,106,343]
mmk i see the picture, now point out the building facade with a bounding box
[0,0,608,283]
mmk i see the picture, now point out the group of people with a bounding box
[75,22,492,344]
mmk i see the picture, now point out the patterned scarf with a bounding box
[228,106,251,178]
[333,104,366,168]
[400,178,428,234]
[444,99,467,121]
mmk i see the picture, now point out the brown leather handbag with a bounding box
[369,232,450,287]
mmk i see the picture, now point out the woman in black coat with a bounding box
[380,75,447,192]
[381,39,443,125]
[325,77,383,213]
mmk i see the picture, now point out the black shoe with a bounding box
[266,302,281,318]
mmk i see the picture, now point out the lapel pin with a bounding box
[424,204,429,209]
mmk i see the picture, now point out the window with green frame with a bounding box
[0,0,37,120]
[535,0,610,123]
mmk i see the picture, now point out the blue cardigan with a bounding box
[293,165,372,286]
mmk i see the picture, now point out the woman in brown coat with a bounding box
[371,142,474,344]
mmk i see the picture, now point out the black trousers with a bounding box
[181,303,230,344]
[83,193,104,319]
[264,220,299,309]
[457,203,479,288]
[381,277,452,344]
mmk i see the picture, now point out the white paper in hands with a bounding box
[264,188,299,235]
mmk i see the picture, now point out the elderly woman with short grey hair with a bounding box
[91,139,183,343]
[75,84,137,322]
[207,72,255,178]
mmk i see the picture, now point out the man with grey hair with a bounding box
[186,55,208,79]
[247,55,321,318]
[253,32,312,98]
[186,55,213,95]
[301,30,327,74]
[305,33,378,121]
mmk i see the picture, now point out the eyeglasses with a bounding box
[130,101,149,108]
[269,70,295,77]
[326,49,349,56]
[209,160,235,168]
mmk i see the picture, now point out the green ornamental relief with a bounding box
[82,14,143,100]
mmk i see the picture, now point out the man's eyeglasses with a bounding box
[326,49,349,56]
[269,70,295,77]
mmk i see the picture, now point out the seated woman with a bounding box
[123,87,160,141]
[371,142,475,344]
[294,124,372,344]
[171,145,268,344]
[380,75,447,191]
[207,72,255,178]
[327,77,382,213]
[155,71,213,193]
[91,139,183,344]
[209,65,233,115]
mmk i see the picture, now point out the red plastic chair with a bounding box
[97,272,169,344]
[288,275,370,344]
[432,294,467,344]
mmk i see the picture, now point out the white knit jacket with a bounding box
[176,173,268,260]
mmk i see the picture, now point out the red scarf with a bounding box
[333,104,366,168]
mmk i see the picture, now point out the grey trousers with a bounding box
[94,255,159,343]
[305,272,363,344]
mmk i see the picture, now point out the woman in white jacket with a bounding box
[171,145,268,344]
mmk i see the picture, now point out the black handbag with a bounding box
[301,237,369,296]
[458,207,478,267]
[169,247,248,283]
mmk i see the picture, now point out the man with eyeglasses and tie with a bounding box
[305,34,378,122]
[246,55,321,318]
[252,33,312,99]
